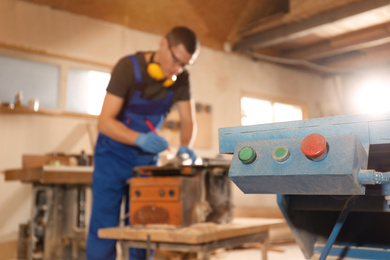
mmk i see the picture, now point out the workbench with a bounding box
[98,218,284,260]
[4,164,93,260]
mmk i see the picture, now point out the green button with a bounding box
[238,146,257,164]
[272,145,290,163]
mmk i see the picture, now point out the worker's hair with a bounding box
[166,26,200,55]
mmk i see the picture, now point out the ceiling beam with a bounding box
[281,22,390,60]
[317,43,390,70]
[238,0,362,38]
[233,0,390,51]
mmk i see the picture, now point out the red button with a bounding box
[301,133,328,160]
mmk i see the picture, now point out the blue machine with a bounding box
[219,113,390,260]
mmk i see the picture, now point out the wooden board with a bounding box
[132,165,194,176]
[98,218,284,245]
[4,165,93,184]
[40,166,93,184]
[0,240,17,260]
[3,167,41,182]
[22,154,73,168]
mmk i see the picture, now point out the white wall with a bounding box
[0,0,342,242]
[0,114,96,242]
[324,66,390,116]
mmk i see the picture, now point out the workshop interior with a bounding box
[1,0,390,259]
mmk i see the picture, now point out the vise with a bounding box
[219,113,390,260]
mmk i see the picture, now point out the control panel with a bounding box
[229,134,368,195]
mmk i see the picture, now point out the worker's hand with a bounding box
[135,132,168,154]
[177,146,197,164]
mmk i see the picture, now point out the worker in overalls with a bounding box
[86,26,200,260]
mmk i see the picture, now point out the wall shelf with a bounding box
[0,106,98,119]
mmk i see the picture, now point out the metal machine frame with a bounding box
[219,113,390,260]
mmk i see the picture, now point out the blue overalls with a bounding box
[86,55,173,260]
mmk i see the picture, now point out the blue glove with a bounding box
[135,132,168,154]
[177,146,197,164]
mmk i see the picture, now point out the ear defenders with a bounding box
[147,53,176,87]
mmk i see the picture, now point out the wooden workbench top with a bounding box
[98,218,285,244]
[4,165,93,184]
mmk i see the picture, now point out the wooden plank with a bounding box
[133,165,195,176]
[331,22,390,47]
[121,232,269,257]
[234,0,390,51]
[22,154,71,168]
[98,218,284,245]
[40,165,93,184]
[4,166,93,184]
[317,42,390,69]
[0,104,99,120]
[238,0,360,38]
[282,22,390,60]
[0,240,17,260]
[4,167,41,182]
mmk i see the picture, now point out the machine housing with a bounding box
[219,113,390,260]
[129,163,232,227]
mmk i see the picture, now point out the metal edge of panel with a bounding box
[219,112,390,154]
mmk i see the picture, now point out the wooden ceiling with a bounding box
[21,0,390,74]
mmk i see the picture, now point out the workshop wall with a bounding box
[0,114,96,244]
[0,0,341,244]
[323,67,390,116]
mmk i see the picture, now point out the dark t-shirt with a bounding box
[106,52,191,113]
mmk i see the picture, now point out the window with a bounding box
[0,47,111,115]
[0,55,60,109]
[66,69,110,115]
[241,94,306,126]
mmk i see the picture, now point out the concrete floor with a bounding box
[5,243,306,260]
[210,243,306,260]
